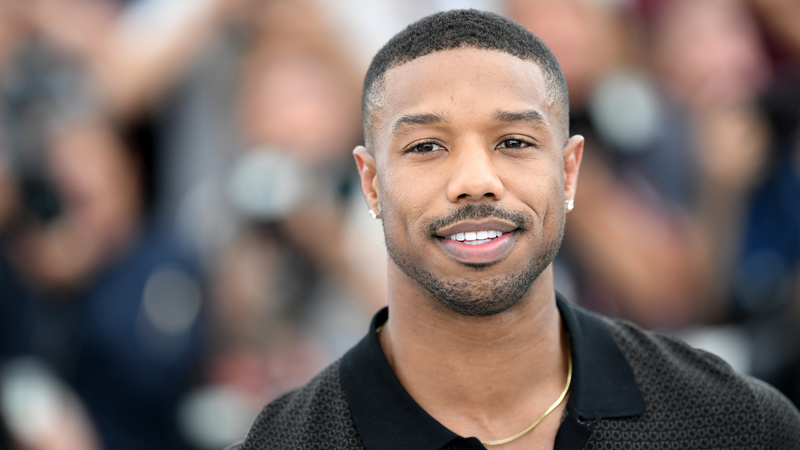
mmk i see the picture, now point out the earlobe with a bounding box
[353,146,380,211]
[563,135,584,205]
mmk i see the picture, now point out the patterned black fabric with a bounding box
[238,360,365,450]
[234,309,800,449]
[590,317,800,449]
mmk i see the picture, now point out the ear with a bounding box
[353,146,380,211]
[563,135,584,206]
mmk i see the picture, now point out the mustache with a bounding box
[424,203,532,235]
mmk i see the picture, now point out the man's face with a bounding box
[356,48,582,316]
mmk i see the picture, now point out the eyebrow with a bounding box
[391,112,450,135]
[491,109,548,126]
[390,109,547,136]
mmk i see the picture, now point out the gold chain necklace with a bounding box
[480,338,572,446]
[375,324,573,446]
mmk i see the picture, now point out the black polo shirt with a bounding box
[232,294,800,449]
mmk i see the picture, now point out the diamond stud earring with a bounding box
[566,199,574,212]
[368,208,380,219]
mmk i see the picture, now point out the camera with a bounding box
[0,42,81,225]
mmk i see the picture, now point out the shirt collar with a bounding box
[340,293,646,450]
[556,292,647,419]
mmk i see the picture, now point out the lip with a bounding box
[434,219,518,238]
[438,231,516,265]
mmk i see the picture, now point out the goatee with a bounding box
[384,203,565,317]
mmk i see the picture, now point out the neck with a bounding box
[380,263,569,443]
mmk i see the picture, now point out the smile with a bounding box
[433,218,521,264]
[437,230,517,265]
[445,230,505,245]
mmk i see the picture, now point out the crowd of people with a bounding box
[0,0,798,449]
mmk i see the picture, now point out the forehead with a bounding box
[372,48,557,146]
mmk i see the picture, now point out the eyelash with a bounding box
[404,140,443,154]
[498,136,537,150]
[404,137,537,153]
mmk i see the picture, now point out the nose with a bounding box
[445,142,505,203]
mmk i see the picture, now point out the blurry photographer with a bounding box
[0,54,204,449]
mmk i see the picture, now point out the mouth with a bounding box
[434,221,519,265]
[443,229,507,245]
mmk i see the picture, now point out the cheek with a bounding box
[498,157,564,211]
[379,164,439,240]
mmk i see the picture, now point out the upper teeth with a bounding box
[447,230,504,241]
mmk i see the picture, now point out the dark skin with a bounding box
[353,49,584,449]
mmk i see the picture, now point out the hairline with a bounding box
[362,46,569,154]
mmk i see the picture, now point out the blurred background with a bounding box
[0,0,798,448]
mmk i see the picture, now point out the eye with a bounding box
[407,141,444,153]
[497,138,532,149]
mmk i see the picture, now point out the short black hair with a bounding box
[362,9,569,148]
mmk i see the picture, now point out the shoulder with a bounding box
[601,317,800,446]
[602,316,737,384]
[239,360,365,450]
[744,376,800,447]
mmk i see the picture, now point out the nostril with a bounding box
[457,192,496,200]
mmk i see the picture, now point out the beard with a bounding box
[384,203,565,317]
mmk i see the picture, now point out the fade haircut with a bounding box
[361,9,570,150]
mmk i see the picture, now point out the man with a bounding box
[231,9,800,449]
